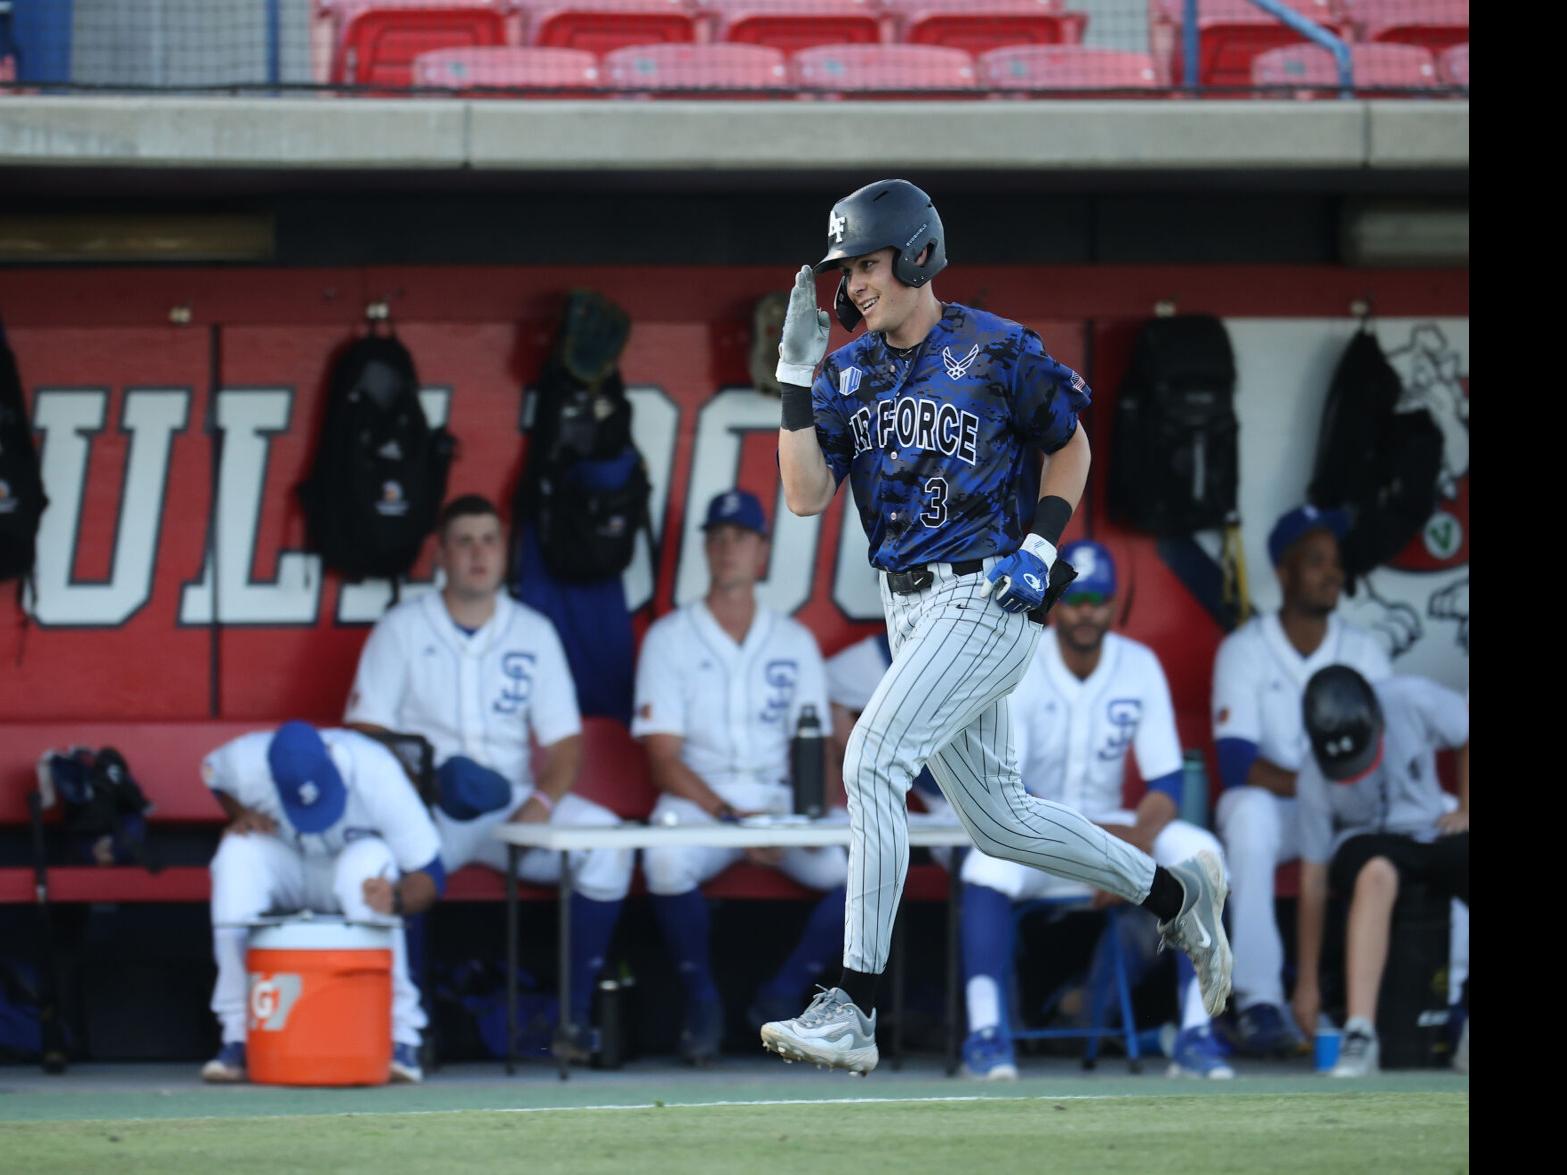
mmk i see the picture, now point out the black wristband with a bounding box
[1031,495,1073,546]
[780,383,815,432]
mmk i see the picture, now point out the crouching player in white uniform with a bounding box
[959,542,1233,1081]
[633,490,846,1064]
[201,722,444,1084]
[345,494,633,1062]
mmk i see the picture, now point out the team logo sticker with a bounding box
[828,211,847,244]
[838,367,862,397]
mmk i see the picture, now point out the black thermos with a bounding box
[791,704,825,818]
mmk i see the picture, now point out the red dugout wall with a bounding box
[0,264,1467,779]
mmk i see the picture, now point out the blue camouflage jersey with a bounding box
[811,302,1090,572]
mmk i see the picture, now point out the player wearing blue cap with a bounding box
[200,721,445,1083]
[959,541,1233,1080]
[765,179,1232,1075]
[633,489,843,1064]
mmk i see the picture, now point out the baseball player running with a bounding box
[634,489,845,1064]
[764,178,1231,1075]
[201,722,444,1084]
[345,494,633,1063]
[960,541,1232,1081]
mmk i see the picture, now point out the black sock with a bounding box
[837,967,879,1015]
[1141,867,1185,922]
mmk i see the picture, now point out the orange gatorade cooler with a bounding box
[246,917,394,1086]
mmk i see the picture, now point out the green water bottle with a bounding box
[1181,750,1211,829]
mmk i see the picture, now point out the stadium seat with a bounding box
[602,42,791,95]
[523,0,698,55]
[328,1,513,87]
[1250,42,1438,97]
[1437,42,1466,88]
[1343,0,1468,54]
[699,0,883,55]
[977,45,1158,94]
[411,45,602,92]
[1151,0,1346,91]
[885,0,1088,58]
[792,43,977,97]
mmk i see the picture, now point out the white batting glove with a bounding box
[776,264,830,388]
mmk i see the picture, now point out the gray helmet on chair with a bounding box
[814,179,947,331]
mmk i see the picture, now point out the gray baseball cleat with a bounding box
[1158,850,1233,1018]
[760,987,878,1076]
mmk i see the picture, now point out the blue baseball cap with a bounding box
[701,489,768,536]
[436,756,513,822]
[267,722,347,834]
[1268,504,1350,566]
[1059,540,1116,601]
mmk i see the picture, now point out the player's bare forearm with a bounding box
[398,869,438,916]
[1295,861,1329,988]
[779,422,836,516]
[1130,790,1176,847]
[1247,756,1298,798]
[644,734,730,817]
[213,790,275,834]
[1038,422,1091,512]
[532,734,581,807]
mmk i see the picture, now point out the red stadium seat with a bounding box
[1250,42,1437,98]
[566,717,658,820]
[699,0,883,55]
[1343,0,1468,54]
[411,45,602,92]
[978,45,1158,94]
[792,43,976,97]
[329,1,512,87]
[602,42,791,95]
[1437,42,1466,88]
[523,0,697,55]
[1151,0,1346,91]
[886,0,1088,58]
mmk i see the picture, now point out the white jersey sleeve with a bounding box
[1401,676,1469,750]
[200,731,280,816]
[1211,628,1263,745]
[338,733,442,871]
[344,615,408,729]
[826,636,891,713]
[528,615,583,748]
[631,616,686,739]
[1130,644,1184,784]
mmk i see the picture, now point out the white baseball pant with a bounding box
[843,560,1157,974]
[435,788,634,903]
[643,795,849,895]
[208,832,425,1046]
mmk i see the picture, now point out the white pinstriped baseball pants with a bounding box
[842,559,1158,974]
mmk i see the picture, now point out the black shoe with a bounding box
[552,1022,601,1065]
[680,999,724,1066]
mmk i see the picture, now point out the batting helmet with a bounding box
[814,179,947,331]
[1302,665,1385,782]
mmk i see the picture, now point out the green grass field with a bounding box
[0,1087,1467,1174]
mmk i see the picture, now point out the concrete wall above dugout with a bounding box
[0,97,1469,174]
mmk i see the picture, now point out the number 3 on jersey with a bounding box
[921,477,948,527]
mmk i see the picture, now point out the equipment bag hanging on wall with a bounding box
[299,332,456,584]
[1108,314,1240,536]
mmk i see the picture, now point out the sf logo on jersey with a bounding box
[493,652,535,715]
[1099,699,1142,761]
[760,659,799,724]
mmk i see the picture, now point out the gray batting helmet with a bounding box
[814,179,947,330]
[1303,665,1386,782]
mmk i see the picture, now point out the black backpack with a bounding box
[515,293,651,583]
[299,334,456,584]
[1109,315,1239,535]
[1309,328,1443,588]
[37,746,160,870]
[0,321,48,592]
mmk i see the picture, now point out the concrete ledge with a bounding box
[1365,102,1470,168]
[0,96,1468,172]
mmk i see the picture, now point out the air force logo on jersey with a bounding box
[494,651,536,715]
[942,344,980,380]
[848,398,980,465]
[761,659,799,724]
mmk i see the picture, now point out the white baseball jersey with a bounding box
[1212,612,1391,773]
[201,729,440,869]
[1012,629,1183,820]
[345,592,582,789]
[1298,676,1469,862]
[633,602,830,813]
